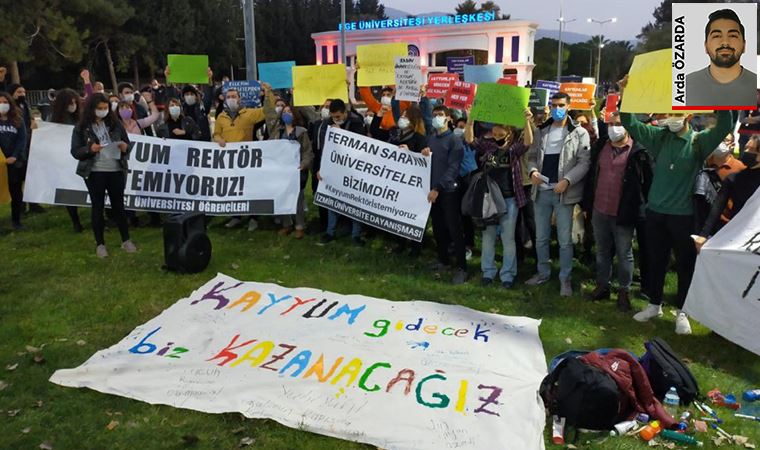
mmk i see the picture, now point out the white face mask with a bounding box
[0,104,10,114]
[364,115,373,125]
[397,117,411,130]
[381,96,392,106]
[226,98,239,111]
[333,118,345,126]
[320,108,330,119]
[184,95,197,106]
[667,119,685,133]
[608,125,627,143]
[110,101,118,112]
[67,103,78,113]
[95,109,109,119]
[275,106,283,115]
[453,128,465,136]
[169,105,181,118]
[122,93,134,103]
[432,116,447,130]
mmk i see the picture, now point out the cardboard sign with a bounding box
[446,56,474,76]
[470,83,531,127]
[621,49,702,114]
[357,42,409,87]
[394,56,423,102]
[560,82,596,110]
[167,54,209,84]
[604,94,620,122]
[463,64,503,84]
[258,61,296,89]
[292,64,348,107]
[427,73,458,98]
[222,81,262,108]
[444,81,477,110]
[497,75,518,86]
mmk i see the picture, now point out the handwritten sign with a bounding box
[463,64,503,84]
[621,50,701,114]
[394,57,423,102]
[446,56,474,76]
[427,73,458,98]
[167,54,209,84]
[292,64,348,107]
[604,94,620,122]
[50,274,548,449]
[223,81,262,108]
[470,83,530,127]
[258,61,296,89]
[560,82,596,110]
[357,42,409,87]
[444,81,477,110]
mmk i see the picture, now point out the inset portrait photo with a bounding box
[672,3,757,109]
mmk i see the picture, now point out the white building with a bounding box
[311,13,538,86]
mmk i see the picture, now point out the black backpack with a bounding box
[640,337,699,405]
[539,357,624,430]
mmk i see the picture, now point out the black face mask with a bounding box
[15,95,25,104]
[495,138,507,146]
[740,152,758,167]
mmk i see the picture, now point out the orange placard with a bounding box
[560,82,596,110]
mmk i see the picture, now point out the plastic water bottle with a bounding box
[744,389,760,402]
[664,387,681,419]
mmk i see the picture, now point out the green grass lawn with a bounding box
[1,203,759,450]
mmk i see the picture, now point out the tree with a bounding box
[532,38,569,82]
[455,1,478,15]
[455,1,508,19]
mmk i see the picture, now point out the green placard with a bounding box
[167,54,209,84]
[470,83,531,127]
[528,88,549,109]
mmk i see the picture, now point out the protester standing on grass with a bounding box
[50,88,85,233]
[0,92,28,231]
[70,93,136,258]
[156,98,201,141]
[617,74,733,335]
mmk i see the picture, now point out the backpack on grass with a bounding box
[640,337,700,405]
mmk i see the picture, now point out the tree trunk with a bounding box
[10,61,20,84]
[103,40,118,92]
[132,56,140,88]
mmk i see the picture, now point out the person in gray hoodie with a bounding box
[525,92,591,296]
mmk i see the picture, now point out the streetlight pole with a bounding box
[242,0,257,80]
[556,0,576,81]
[587,17,617,83]
[340,0,347,65]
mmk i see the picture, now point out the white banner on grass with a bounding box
[314,128,431,241]
[685,189,760,356]
[24,122,300,215]
[50,274,547,450]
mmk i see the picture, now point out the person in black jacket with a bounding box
[0,91,28,231]
[51,88,85,232]
[157,98,201,140]
[70,93,136,258]
[583,111,653,311]
[8,83,46,214]
[308,99,334,232]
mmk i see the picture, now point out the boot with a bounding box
[617,289,631,312]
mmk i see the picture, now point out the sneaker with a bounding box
[452,269,467,285]
[560,280,573,297]
[586,285,611,301]
[480,277,494,286]
[247,218,258,232]
[525,274,550,286]
[502,280,514,289]
[225,217,242,228]
[639,290,652,302]
[633,303,663,322]
[121,240,138,253]
[96,245,108,258]
[617,289,631,312]
[524,239,533,250]
[675,312,692,335]
[293,229,305,239]
[317,234,334,245]
[352,236,366,247]
[278,227,292,237]
[465,248,473,261]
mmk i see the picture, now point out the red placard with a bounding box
[427,73,458,98]
[604,94,620,122]
[497,75,518,86]
[444,81,477,110]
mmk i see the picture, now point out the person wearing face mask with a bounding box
[363,111,375,135]
[264,101,314,239]
[358,85,410,130]
[108,94,120,113]
[526,92,591,296]
[0,91,28,231]
[214,83,275,230]
[8,83,46,214]
[427,105,467,284]
[70,93,136,258]
[696,135,760,249]
[116,91,160,135]
[618,74,733,335]
[117,83,149,124]
[707,134,745,180]
[465,109,535,289]
[51,88,85,232]
[583,111,653,311]
[166,65,214,141]
[157,98,200,141]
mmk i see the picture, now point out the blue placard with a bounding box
[222,80,262,108]
[535,80,560,96]
[446,56,474,76]
[463,64,503,84]
[258,61,296,90]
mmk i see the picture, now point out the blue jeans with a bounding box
[327,210,361,238]
[481,197,519,282]
[534,190,574,282]
[592,210,634,290]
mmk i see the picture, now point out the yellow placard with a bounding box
[0,152,9,204]
[621,49,701,114]
[357,42,409,87]
[292,64,348,107]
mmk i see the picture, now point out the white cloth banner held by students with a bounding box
[685,189,760,356]
[315,127,431,241]
[50,273,548,450]
[24,122,300,215]
[394,56,423,102]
